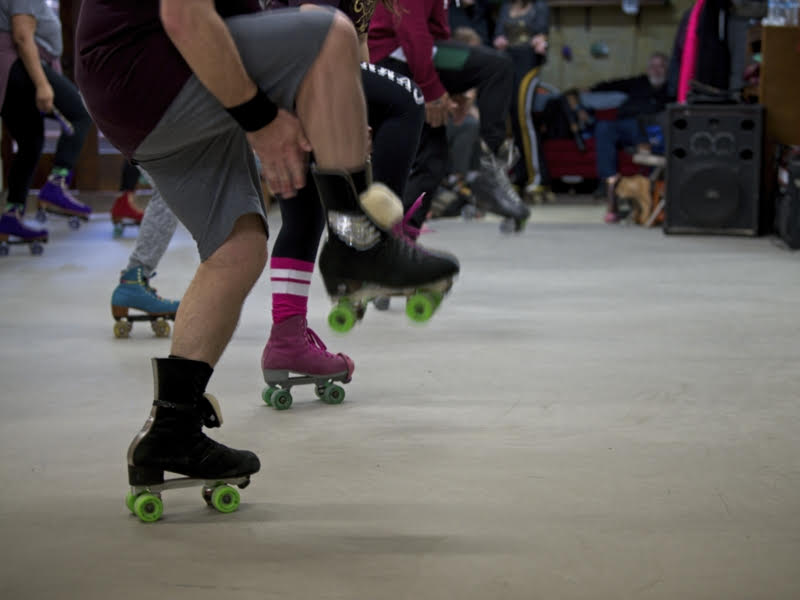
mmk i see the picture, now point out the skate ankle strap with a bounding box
[153,399,193,412]
[153,394,222,429]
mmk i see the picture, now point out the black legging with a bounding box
[0,59,92,208]
[379,41,514,226]
[272,62,425,260]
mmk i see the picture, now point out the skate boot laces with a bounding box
[122,269,166,301]
[392,194,434,241]
[305,326,337,360]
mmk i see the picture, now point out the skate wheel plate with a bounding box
[271,389,292,411]
[406,292,436,323]
[329,302,357,333]
[211,485,240,513]
[133,493,163,523]
[202,487,214,506]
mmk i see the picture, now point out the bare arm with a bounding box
[160,0,257,108]
[160,0,311,198]
[11,14,53,113]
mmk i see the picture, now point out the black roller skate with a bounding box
[469,141,530,233]
[126,358,260,522]
[313,166,459,333]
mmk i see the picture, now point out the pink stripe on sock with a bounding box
[271,257,313,323]
[270,256,314,272]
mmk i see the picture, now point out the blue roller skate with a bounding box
[111,266,180,338]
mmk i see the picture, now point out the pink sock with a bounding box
[270,257,313,324]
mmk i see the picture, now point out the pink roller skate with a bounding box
[260,315,354,410]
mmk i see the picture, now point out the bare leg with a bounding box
[295,11,367,171]
[170,213,267,366]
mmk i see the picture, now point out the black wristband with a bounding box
[226,88,278,132]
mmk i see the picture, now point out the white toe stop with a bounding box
[359,183,403,230]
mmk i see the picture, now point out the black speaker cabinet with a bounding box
[664,104,764,235]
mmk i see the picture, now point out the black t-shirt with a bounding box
[75,1,262,157]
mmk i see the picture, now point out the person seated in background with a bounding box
[589,51,672,201]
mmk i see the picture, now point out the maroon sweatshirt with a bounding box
[368,0,450,102]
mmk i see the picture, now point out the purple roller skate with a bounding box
[260,315,354,410]
[37,172,91,229]
[0,209,48,256]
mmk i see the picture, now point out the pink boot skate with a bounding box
[260,315,354,410]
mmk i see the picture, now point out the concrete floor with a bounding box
[1,203,799,599]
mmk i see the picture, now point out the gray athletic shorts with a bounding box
[132,8,335,261]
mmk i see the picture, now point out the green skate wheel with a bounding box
[328,302,357,333]
[322,384,345,405]
[113,224,124,238]
[271,389,292,411]
[133,493,163,523]
[125,492,136,514]
[211,485,240,513]
[261,386,275,406]
[406,292,436,323]
[151,318,170,338]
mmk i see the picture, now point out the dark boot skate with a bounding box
[0,207,48,256]
[313,166,459,333]
[126,358,260,522]
[469,141,531,233]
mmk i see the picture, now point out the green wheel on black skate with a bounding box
[151,318,171,338]
[125,492,136,514]
[271,389,292,411]
[261,386,275,406]
[328,301,357,333]
[133,492,163,523]
[211,485,240,514]
[321,384,345,405]
[113,223,124,239]
[406,292,436,323]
